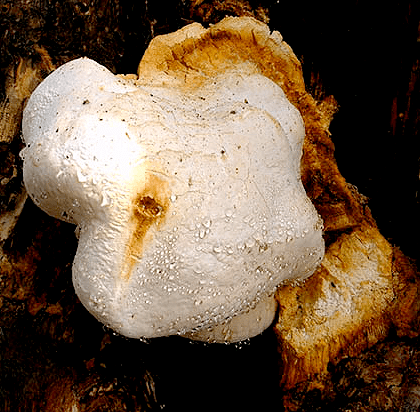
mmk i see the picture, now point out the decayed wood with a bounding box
[0,49,54,242]
[272,43,420,401]
[0,48,54,145]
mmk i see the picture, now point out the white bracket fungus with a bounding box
[21,17,324,343]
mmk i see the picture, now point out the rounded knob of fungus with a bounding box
[21,18,325,343]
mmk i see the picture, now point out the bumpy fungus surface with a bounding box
[21,17,324,342]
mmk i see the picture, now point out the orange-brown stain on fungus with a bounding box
[140,23,304,103]
[121,171,170,280]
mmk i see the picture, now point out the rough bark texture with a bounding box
[0,1,419,411]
